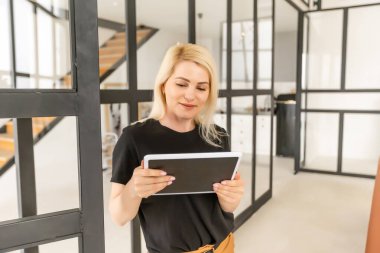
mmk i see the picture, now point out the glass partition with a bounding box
[306,10,343,90]
[196,0,227,90]
[342,114,380,176]
[255,95,271,200]
[136,0,188,90]
[232,96,253,216]
[346,6,380,89]
[302,113,339,171]
[0,0,11,89]
[11,0,72,89]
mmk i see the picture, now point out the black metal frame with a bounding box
[292,2,380,179]
[0,0,104,252]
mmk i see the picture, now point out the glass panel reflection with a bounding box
[342,114,380,176]
[302,113,339,171]
[137,0,188,90]
[214,98,227,130]
[196,0,227,90]
[12,0,72,89]
[346,6,380,89]
[34,117,79,214]
[258,0,273,90]
[232,96,253,216]
[101,103,132,253]
[0,0,11,88]
[231,0,254,90]
[98,0,127,90]
[255,95,271,200]
[306,11,343,90]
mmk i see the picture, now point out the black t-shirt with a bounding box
[111,118,234,253]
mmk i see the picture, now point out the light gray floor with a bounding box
[235,157,374,253]
[0,118,375,252]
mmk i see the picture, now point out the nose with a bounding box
[184,87,195,101]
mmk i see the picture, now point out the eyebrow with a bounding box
[175,77,209,85]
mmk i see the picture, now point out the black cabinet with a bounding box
[275,94,296,157]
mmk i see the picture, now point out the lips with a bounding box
[180,103,196,108]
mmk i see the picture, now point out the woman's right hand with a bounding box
[131,160,175,198]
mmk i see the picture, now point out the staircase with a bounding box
[0,25,158,176]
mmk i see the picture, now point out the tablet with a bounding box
[144,152,242,195]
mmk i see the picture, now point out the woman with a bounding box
[109,43,244,253]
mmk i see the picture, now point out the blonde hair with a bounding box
[145,43,227,147]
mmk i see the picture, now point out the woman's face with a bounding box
[162,60,210,122]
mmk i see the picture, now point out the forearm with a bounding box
[109,181,142,226]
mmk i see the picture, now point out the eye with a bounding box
[197,87,207,91]
[176,83,187,87]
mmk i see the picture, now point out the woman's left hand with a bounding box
[213,172,244,213]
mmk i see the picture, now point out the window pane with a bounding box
[322,0,380,9]
[0,117,80,222]
[306,11,343,89]
[342,114,380,176]
[232,96,253,216]
[304,92,380,111]
[0,0,12,88]
[101,103,132,253]
[231,0,254,90]
[255,95,272,200]
[346,6,380,89]
[302,113,339,171]
[136,0,188,90]
[37,9,54,77]
[196,0,227,90]
[14,0,36,76]
[214,98,227,130]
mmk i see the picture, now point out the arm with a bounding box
[213,172,244,213]
[109,160,175,226]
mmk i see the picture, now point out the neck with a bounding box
[159,115,196,133]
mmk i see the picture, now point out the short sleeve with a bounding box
[111,127,140,185]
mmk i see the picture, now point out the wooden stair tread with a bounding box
[0,149,13,161]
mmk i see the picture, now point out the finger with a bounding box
[219,179,244,187]
[135,175,175,185]
[141,160,144,169]
[214,184,244,194]
[214,185,243,198]
[136,168,167,177]
[234,172,241,180]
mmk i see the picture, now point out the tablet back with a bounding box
[147,155,240,195]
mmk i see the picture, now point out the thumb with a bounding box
[141,160,144,169]
[234,172,241,180]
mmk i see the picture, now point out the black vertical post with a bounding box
[226,0,232,135]
[252,0,258,201]
[14,118,38,253]
[126,0,138,122]
[269,0,275,192]
[125,0,141,252]
[337,112,344,173]
[341,8,348,90]
[188,0,196,43]
[295,11,304,174]
[72,0,105,251]
[9,0,17,88]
